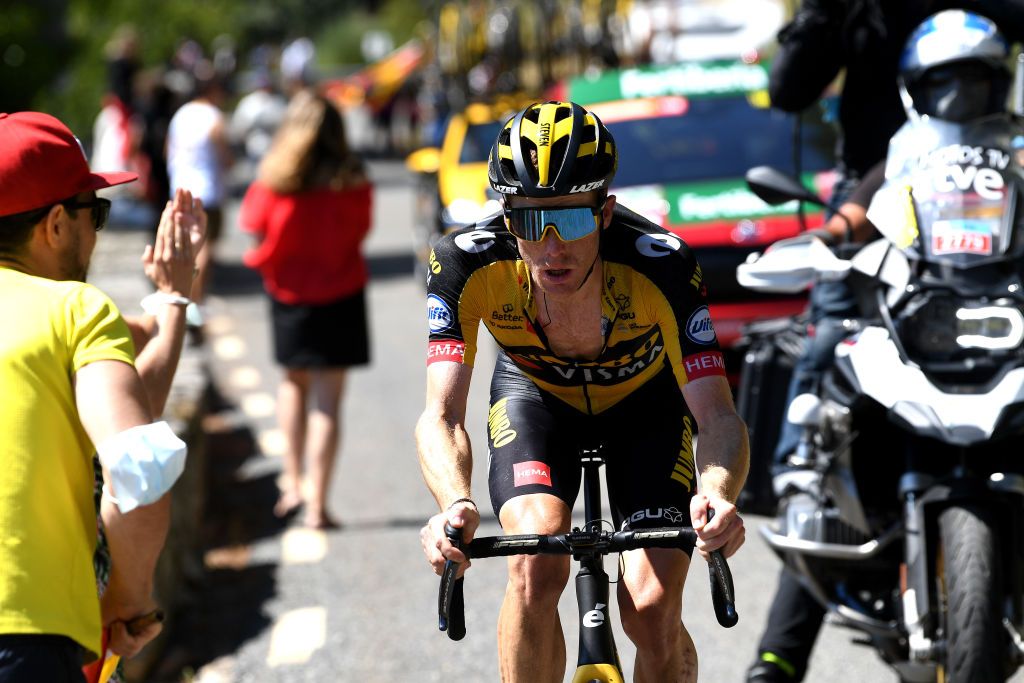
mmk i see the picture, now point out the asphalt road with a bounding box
[160,161,1019,683]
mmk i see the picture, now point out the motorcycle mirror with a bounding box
[745,166,827,208]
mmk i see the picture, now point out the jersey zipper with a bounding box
[578,361,594,415]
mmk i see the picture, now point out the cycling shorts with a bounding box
[486,351,699,554]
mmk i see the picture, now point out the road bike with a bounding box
[437,446,738,682]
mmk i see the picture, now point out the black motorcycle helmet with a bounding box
[487,101,617,198]
[898,10,1011,123]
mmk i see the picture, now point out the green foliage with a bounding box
[2,0,425,143]
[1,1,74,116]
[318,0,429,70]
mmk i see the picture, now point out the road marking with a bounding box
[282,527,327,564]
[192,654,237,682]
[266,607,326,667]
[258,428,285,457]
[228,365,262,390]
[204,544,251,570]
[205,314,234,336]
[241,392,276,419]
[212,335,246,360]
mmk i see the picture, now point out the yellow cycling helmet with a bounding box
[488,100,617,198]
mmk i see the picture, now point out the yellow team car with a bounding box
[405,95,536,279]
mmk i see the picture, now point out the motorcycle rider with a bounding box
[747,8,1021,682]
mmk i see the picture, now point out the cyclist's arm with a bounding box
[417,361,479,570]
[681,374,749,557]
[682,374,748,502]
[416,360,475,512]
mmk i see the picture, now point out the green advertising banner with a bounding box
[570,60,771,105]
[663,176,817,225]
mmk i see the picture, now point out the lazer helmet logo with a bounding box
[538,122,551,146]
[569,180,606,193]
[494,184,518,194]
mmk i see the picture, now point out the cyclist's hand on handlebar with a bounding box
[421,500,480,578]
[691,493,745,560]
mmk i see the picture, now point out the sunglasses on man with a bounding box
[504,202,605,242]
[64,197,112,232]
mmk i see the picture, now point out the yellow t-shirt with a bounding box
[0,267,135,658]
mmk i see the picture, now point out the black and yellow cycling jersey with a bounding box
[426,204,726,414]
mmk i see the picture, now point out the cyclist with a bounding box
[417,100,749,683]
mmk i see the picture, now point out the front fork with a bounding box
[899,471,1024,664]
[899,472,933,661]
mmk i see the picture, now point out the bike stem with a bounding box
[581,447,604,534]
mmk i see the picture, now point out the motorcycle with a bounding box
[737,112,1024,682]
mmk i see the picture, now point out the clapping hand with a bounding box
[142,189,208,298]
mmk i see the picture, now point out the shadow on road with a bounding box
[368,249,416,280]
[338,512,501,533]
[148,382,289,680]
[210,261,265,296]
[208,250,416,296]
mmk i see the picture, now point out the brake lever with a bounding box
[438,523,467,640]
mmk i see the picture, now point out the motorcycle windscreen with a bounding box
[910,172,1017,268]
[870,116,1024,268]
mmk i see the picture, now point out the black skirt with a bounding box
[271,288,370,368]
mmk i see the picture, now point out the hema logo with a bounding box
[513,460,551,487]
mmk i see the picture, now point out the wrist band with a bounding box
[448,497,477,510]
[140,292,191,314]
[141,292,203,328]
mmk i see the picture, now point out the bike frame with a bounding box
[438,446,737,682]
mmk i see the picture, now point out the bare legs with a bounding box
[275,367,346,528]
[619,548,695,683]
[497,494,571,683]
[275,368,307,516]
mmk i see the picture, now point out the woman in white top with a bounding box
[166,67,231,307]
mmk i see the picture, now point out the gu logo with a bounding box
[503,303,514,313]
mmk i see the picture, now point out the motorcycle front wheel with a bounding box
[937,504,1004,682]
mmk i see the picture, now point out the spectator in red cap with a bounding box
[0,111,189,680]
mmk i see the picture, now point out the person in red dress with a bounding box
[239,89,373,529]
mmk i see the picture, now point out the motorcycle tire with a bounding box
[937,505,1004,683]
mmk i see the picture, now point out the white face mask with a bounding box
[97,421,187,513]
